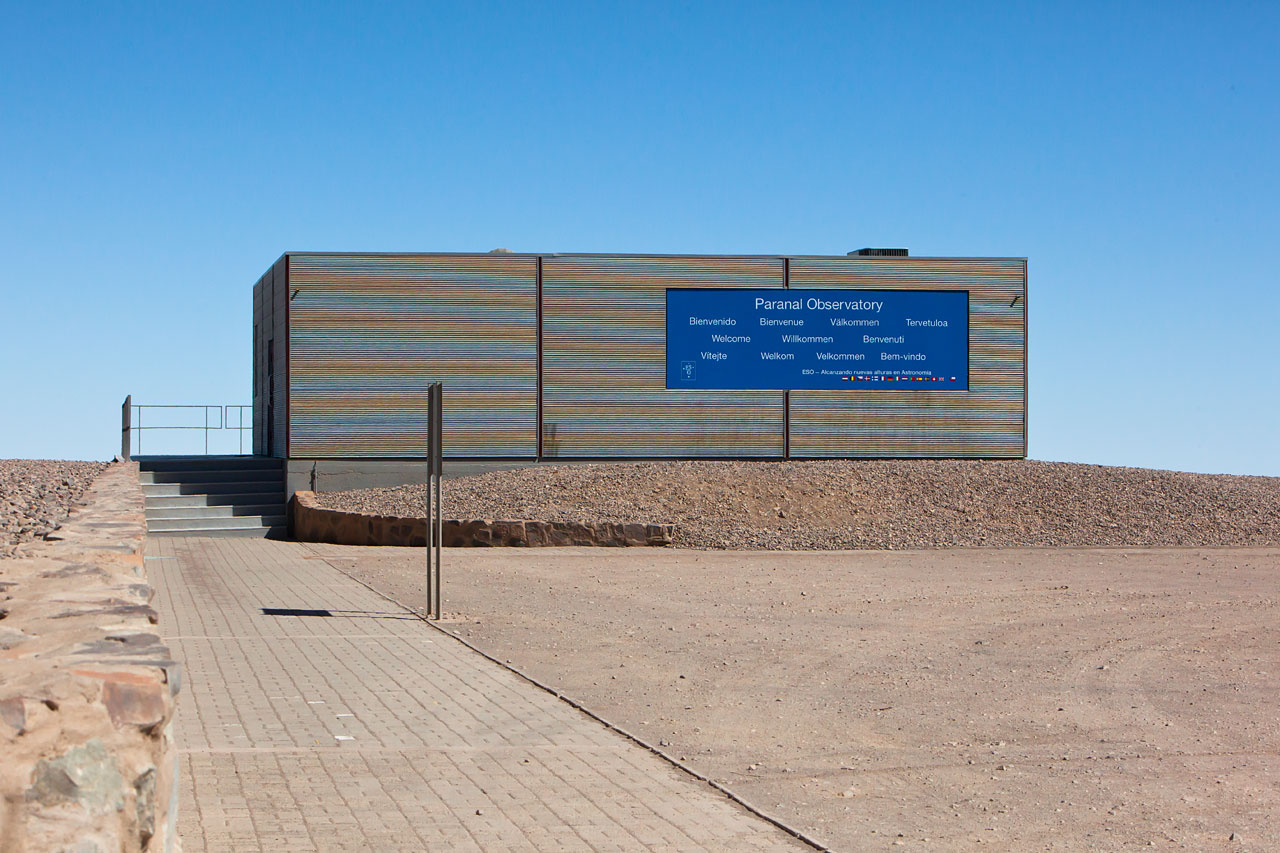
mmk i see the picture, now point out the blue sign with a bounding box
[666,288,969,390]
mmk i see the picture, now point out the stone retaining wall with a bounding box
[0,462,179,853]
[293,491,673,548]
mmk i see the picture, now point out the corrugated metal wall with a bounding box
[254,252,1026,461]
[284,254,538,458]
[788,257,1026,457]
[540,256,786,457]
[250,260,288,457]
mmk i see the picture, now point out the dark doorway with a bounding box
[266,338,275,453]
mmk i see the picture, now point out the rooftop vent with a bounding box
[849,247,908,257]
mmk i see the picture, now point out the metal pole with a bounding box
[426,382,437,619]
[421,383,444,620]
[434,383,444,619]
[427,383,434,618]
[428,382,443,620]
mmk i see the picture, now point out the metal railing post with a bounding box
[117,403,252,457]
[121,396,131,460]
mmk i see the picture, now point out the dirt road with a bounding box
[310,545,1280,851]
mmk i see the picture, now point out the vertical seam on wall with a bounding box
[783,257,790,460]
[1023,258,1029,457]
[536,256,544,460]
[284,254,291,459]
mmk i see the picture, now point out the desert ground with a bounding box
[308,544,1279,852]
[7,459,1277,849]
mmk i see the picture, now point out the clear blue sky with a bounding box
[2,2,1277,474]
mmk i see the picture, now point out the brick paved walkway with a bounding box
[147,537,808,852]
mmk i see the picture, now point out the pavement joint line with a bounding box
[179,745,634,755]
[305,543,834,853]
[168,634,411,640]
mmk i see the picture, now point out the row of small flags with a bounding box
[841,376,957,382]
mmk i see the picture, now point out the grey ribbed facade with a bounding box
[788,257,1025,457]
[286,254,538,458]
[252,252,1027,471]
[542,255,787,458]
[251,258,289,458]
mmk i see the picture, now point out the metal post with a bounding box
[425,459,434,616]
[431,383,443,620]
[121,396,131,460]
[432,384,442,617]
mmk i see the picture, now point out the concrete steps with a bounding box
[137,456,286,538]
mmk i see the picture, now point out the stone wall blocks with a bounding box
[544,526,574,546]
[133,766,156,847]
[100,680,168,732]
[28,739,126,814]
[646,524,675,545]
[0,696,27,734]
[524,522,550,547]
[36,564,111,581]
[490,520,526,545]
[0,462,177,852]
[51,604,159,625]
[0,626,32,652]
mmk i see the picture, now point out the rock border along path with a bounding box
[293,490,675,548]
[151,536,808,852]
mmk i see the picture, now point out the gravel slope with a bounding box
[1,460,109,557]
[313,459,1280,549]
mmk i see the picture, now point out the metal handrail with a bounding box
[224,405,252,455]
[121,400,252,457]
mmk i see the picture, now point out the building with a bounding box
[252,250,1027,496]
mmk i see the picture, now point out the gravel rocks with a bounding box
[1,460,109,557]
[313,459,1280,550]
